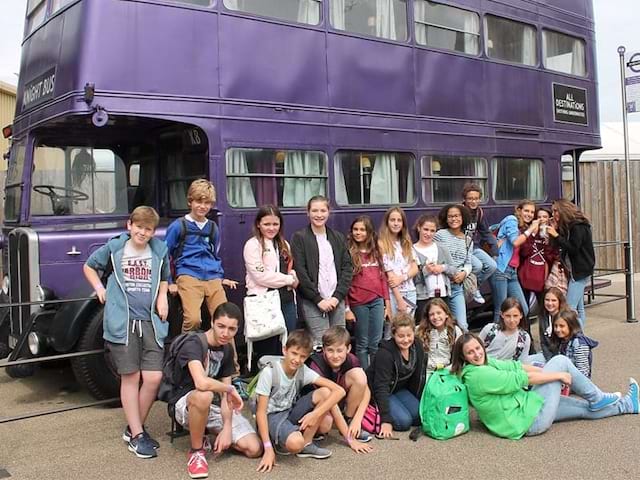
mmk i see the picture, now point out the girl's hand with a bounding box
[546,225,558,238]
[348,438,373,454]
[222,279,238,289]
[329,297,340,309]
[317,299,332,312]
[529,219,540,234]
[347,419,361,440]
[558,372,572,386]
[397,299,408,313]
[257,449,276,473]
[290,270,299,289]
[452,271,467,284]
[378,423,394,438]
[387,272,403,289]
[345,310,356,322]
[384,303,392,320]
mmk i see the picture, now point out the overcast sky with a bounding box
[0,0,637,122]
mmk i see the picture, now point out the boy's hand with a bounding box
[345,310,356,322]
[168,284,178,296]
[257,448,276,473]
[214,426,232,455]
[222,279,238,289]
[347,419,361,440]
[298,411,320,431]
[317,299,333,313]
[156,295,168,321]
[225,388,244,412]
[95,287,106,304]
[378,423,394,438]
[349,438,373,454]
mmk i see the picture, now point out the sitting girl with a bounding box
[551,309,599,379]
[451,333,637,439]
[367,312,427,436]
[416,298,463,375]
[478,298,531,362]
[530,287,568,365]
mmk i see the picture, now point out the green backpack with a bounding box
[419,368,470,440]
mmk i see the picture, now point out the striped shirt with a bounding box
[434,229,473,275]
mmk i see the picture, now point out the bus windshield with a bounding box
[30,145,128,216]
[4,142,26,222]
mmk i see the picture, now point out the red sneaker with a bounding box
[187,449,208,479]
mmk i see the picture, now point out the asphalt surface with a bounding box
[1,276,639,480]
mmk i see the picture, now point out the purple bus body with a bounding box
[7,0,599,319]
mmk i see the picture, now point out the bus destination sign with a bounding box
[552,83,588,125]
[21,67,56,112]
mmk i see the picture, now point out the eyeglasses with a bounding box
[447,214,462,219]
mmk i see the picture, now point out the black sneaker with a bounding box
[123,425,160,449]
[128,432,157,459]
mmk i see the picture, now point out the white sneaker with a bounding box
[472,290,485,304]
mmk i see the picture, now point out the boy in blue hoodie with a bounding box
[165,179,237,333]
[84,206,170,459]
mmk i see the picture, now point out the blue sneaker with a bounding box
[356,430,372,443]
[123,425,160,449]
[128,432,158,458]
[589,392,621,412]
[626,377,639,414]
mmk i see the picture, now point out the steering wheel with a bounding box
[32,184,90,215]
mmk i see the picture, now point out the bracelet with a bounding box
[344,435,353,445]
[263,441,273,449]
[226,385,234,394]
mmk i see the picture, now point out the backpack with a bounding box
[173,217,219,262]
[483,323,528,360]
[157,332,208,405]
[419,368,469,440]
[246,355,305,415]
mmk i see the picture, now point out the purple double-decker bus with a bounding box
[1,0,599,399]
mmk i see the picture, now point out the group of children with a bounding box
[83,177,605,479]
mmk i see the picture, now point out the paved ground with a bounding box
[1,276,639,480]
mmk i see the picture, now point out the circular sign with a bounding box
[629,52,640,73]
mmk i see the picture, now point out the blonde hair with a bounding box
[129,206,159,229]
[187,179,216,204]
[515,200,536,230]
[378,207,413,260]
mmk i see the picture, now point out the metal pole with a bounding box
[618,46,637,322]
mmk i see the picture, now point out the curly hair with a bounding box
[437,204,472,231]
[416,298,459,353]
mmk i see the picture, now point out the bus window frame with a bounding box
[327,0,411,44]
[420,154,489,205]
[483,12,539,69]
[541,28,588,78]
[3,139,28,224]
[222,0,323,27]
[413,0,481,57]
[491,156,546,204]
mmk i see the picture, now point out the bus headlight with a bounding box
[28,332,42,355]
[35,285,55,309]
[2,275,9,296]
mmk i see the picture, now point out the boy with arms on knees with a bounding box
[165,179,238,332]
[172,302,262,479]
[308,326,373,442]
[83,206,169,459]
[255,330,371,473]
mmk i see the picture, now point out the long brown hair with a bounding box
[348,216,384,275]
[543,287,568,317]
[253,204,290,262]
[553,199,590,235]
[550,309,582,350]
[498,297,528,331]
[416,298,458,352]
[514,200,536,230]
[450,333,487,375]
[378,207,413,260]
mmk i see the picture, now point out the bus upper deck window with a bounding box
[422,155,487,204]
[330,0,408,42]
[224,0,321,26]
[414,1,480,55]
[26,0,47,36]
[543,30,586,77]
[485,15,537,66]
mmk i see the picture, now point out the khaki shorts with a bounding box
[174,391,255,443]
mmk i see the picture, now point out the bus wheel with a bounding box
[1,320,36,378]
[70,307,120,400]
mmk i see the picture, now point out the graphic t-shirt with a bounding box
[121,241,152,320]
[255,361,319,414]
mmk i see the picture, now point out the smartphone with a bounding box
[446,406,462,414]
[401,296,417,312]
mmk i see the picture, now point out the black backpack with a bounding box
[483,324,528,360]
[157,332,208,405]
[173,217,219,262]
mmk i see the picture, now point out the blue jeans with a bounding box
[471,248,497,285]
[447,283,468,331]
[526,355,623,436]
[491,266,528,323]
[352,298,385,370]
[282,300,299,333]
[566,276,589,328]
[388,389,421,431]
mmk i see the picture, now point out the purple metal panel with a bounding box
[218,15,328,105]
[484,63,543,126]
[415,51,486,121]
[327,35,415,113]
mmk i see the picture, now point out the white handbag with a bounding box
[243,290,287,370]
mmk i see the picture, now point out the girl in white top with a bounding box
[244,205,299,358]
[378,207,418,338]
[479,297,531,362]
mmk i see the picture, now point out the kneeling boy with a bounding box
[308,326,372,442]
[173,303,261,479]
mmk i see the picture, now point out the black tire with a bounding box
[70,307,120,400]
[0,315,37,378]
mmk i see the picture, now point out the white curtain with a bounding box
[334,158,349,205]
[405,160,415,203]
[226,150,256,208]
[224,0,239,10]
[298,0,320,25]
[571,39,586,76]
[376,0,396,40]
[521,26,536,66]
[283,151,325,206]
[464,13,479,54]
[330,0,346,30]
[370,154,399,204]
[527,161,544,200]
[414,1,427,45]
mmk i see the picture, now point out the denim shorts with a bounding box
[267,391,315,448]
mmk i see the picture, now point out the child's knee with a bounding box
[285,432,306,453]
[120,371,141,385]
[236,434,263,458]
[312,387,332,404]
[142,370,162,387]
[187,390,214,412]
[319,413,333,433]
[345,368,367,389]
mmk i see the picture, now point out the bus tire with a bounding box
[70,307,120,400]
